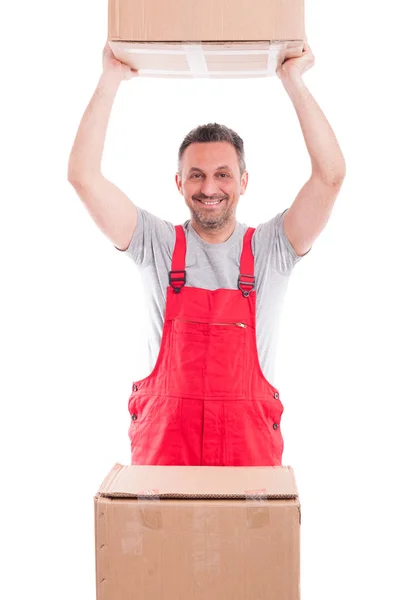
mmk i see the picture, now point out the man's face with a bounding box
[175,141,248,231]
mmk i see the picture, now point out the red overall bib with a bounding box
[128,225,284,466]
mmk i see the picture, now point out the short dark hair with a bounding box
[178,123,246,177]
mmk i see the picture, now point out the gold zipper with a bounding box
[174,319,247,328]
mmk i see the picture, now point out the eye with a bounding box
[218,173,229,178]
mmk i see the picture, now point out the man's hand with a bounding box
[102,41,139,81]
[276,40,315,82]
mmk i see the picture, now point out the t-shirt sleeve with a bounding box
[114,206,176,267]
[254,208,311,275]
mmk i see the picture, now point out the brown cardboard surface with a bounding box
[108,0,305,78]
[97,462,299,498]
[94,464,301,599]
[109,0,305,42]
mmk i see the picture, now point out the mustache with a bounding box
[193,194,227,201]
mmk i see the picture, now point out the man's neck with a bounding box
[190,219,237,244]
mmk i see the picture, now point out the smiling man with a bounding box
[68,41,346,467]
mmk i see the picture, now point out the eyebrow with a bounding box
[188,165,233,173]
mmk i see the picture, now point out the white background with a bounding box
[1,0,397,598]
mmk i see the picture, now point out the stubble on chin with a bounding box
[189,203,234,231]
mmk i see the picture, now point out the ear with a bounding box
[240,171,249,195]
[175,172,183,195]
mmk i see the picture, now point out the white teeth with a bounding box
[202,201,221,205]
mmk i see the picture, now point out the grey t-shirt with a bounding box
[117,206,310,387]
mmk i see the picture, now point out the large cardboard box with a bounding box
[108,0,305,78]
[94,463,301,599]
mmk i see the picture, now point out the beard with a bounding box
[189,195,234,231]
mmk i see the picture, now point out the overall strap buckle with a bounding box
[238,273,255,298]
[169,270,186,293]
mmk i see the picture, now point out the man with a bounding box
[68,41,346,467]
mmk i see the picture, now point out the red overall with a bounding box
[128,225,284,466]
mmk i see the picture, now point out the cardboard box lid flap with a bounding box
[97,463,298,499]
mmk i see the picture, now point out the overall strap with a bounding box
[169,225,186,293]
[170,224,256,296]
[238,227,256,297]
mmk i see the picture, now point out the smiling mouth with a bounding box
[196,199,224,205]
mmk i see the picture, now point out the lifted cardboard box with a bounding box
[108,0,305,78]
[94,463,301,599]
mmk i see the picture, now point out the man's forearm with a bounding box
[68,68,123,181]
[282,75,346,184]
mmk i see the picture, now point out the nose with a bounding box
[200,178,223,198]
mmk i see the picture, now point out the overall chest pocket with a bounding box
[169,319,248,398]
